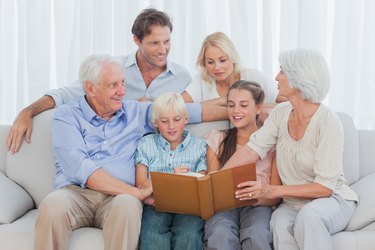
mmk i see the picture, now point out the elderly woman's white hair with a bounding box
[279,49,330,103]
[79,55,122,92]
[151,93,189,125]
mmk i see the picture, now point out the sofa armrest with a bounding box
[346,172,375,231]
[0,172,34,224]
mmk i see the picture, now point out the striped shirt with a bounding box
[135,131,207,175]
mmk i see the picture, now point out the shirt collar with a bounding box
[124,51,137,68]
[79,96,126,123]
[157,130,191,151]
[124,50,177,75]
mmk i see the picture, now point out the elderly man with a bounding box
[8,8,192,154]
[35,54,221,250]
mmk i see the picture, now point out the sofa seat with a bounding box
[0,209,104,250]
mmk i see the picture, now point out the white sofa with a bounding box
[0,109,374,249]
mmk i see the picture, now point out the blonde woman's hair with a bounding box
[151,93,189,124]
[196,32,243,83]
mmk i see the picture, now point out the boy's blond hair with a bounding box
[151,93,189,124]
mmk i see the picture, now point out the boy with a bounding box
[135,93,207,250]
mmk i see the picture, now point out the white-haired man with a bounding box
[35,54,223,249]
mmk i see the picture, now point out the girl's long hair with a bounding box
[217,80,265,166]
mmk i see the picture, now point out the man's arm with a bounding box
[181,91,194,102]
[7,95,55,154]
[53,106,151,200]
[86,168,151,200]
[201,100,227,121]
[7,85,84,154]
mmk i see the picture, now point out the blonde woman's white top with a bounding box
[184,68,278,103]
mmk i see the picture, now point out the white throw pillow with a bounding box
[0,172,34,224]
[346,172,375,231]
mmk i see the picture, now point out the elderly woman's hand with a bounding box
[235,180,276,200]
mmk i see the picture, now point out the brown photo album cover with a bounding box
[150,164,257,220]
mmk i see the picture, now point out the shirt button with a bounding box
[103,141,107,144]
[170,154,172,157]
[168,164,171,166]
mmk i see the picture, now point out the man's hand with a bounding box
[136,184,153,201]
[6,95,56,154]
[7,109,33,154]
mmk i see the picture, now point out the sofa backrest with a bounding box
[186,120,229,138]
[3,109,369,208]
[0,125,9,174]
[3,109,230,208]
[336,112,360,185]
[6,109,55,207]
[358,130,375,178]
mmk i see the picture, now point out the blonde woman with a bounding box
[182,32,283,105]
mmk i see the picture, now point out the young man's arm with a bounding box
[201,100,227,121]
[7,95,55,154]
[7,85,84,154]
[186,101,228,123]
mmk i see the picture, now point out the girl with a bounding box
[204,80,281,250]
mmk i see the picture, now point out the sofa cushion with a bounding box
[0,172,34,224]
[6,110,55,207]
[346,172,375,231]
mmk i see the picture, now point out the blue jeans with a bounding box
[204,206,273,250]
[139,205,204,250]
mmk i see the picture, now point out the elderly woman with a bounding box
[224,49,358,250]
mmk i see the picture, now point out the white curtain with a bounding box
[1,0,374,129]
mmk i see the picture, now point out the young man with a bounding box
[7,8,192,154]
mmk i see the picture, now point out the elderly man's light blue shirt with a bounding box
[52,97,202,189]
[135,131,207,175]
[46,51,192,106]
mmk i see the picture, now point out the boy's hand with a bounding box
[174,166,190,173]
[143,195,155,206]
